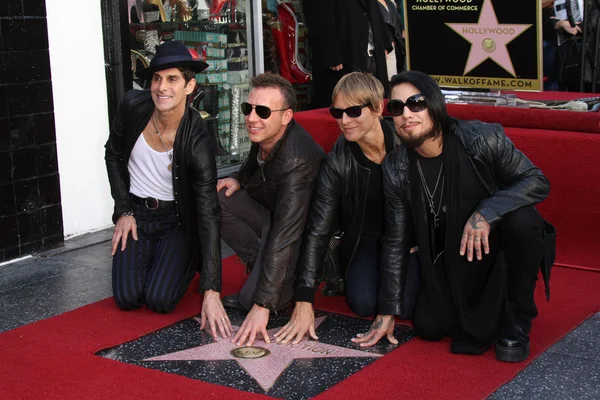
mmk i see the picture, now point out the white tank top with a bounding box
[128,134,175,201]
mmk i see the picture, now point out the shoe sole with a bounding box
[495,342,530,363]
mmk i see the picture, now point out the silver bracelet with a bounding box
[121,211,134,217]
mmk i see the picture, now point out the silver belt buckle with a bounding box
[145,197,159,210]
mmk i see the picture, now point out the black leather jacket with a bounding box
[233,119,325,308]
[104,90,222,292]
[294,119,401,315]
[382,119,551,314]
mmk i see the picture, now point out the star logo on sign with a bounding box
[446,0,532,77]
[144,316,382,392]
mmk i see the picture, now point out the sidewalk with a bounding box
[0,230,598,399]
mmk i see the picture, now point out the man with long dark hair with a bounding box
[382,71,555,362]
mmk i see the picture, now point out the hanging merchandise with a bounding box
[276,1,311,84]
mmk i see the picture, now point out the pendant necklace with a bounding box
[416,159,444,229]
[152,113,173,171]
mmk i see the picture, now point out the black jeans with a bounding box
[345,232,421,318]
[112,201,194,314]
[219,189,294,310]
[413,206,544,341]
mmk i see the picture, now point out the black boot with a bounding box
[222,293,244,309]
[495,325,530,363]
[322,277,345,297]
[320,250,344,297]
[450,338,492,356]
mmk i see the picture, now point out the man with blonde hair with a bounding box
[275,72,418,347]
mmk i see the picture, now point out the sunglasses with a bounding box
[329,103,371,119]
[241,102,289,119]
[386,94,427,117]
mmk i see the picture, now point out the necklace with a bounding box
[416,159,444,229]
[152,113,173,171]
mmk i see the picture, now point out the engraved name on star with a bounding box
[446,0,532,77]
[143,316,382,392]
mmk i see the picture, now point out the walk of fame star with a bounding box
[446,0,532,77]
[97,309,414,398]
[145,316,382,392]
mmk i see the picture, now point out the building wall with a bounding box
[0,0,62,262]
[46,0,113,238]
[0,1,113,262]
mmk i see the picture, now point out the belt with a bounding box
[131,194,175,211]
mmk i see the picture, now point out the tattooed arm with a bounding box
[460,211,491,262]
[351,315,397,347]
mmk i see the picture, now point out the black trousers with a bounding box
[413,206,544,341]
[219,189,295,310]
[112,202,194,314]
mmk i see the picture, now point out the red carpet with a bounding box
[1,257,599,400]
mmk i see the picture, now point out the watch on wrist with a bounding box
[121,211,134,217]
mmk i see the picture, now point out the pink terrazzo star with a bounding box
[446,0,532,77]
[144,316,382,392]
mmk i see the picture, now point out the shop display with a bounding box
[128,0,251,168]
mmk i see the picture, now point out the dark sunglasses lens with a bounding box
[329,107,344,119]
[255,105,272,119]
[386,100,405,116]
[241,102,252,116]
[344,106,363,118]
[406,96,427,112]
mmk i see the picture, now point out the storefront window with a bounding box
[126,0,254,168]
[261,0,312,110]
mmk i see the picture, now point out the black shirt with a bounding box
[416,153,446,261]
[352,123,395,236]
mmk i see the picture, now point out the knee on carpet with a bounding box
[347,296,377,318]
[145,294,177,314]
[113,294,143,311]
[413,313,445,341]
[502,207,543,241]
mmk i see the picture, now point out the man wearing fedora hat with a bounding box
[105,41,224,324]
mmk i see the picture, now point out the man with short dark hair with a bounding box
[382,71,555,362]
[202,73,325,346]
[105,40,221,315]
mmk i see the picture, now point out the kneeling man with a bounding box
[203,73,325,346]
[383,71,554,362]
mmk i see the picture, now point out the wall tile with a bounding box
[4,50,51,83]
[38,173,60,206]
[0,118,10,151]
[0,150,12,183]
[44,205,63,237]
[14,178,40,213]
[33,113,55,144]
[12,147,35,180]
[8,115,35,149]
[17,210,42,243]
[0,1,24,18]
[35,143,58,175]
[23,0,45,17]
[25,18,48,50]
[0,87,7,119]
[0,1,63,261]
[6,81,54,116]
[0,215,19,250]
[1,19,27,51]
[20,239,42,254]
[1,246,21,262]
[0,52,5,84]
[0,183,16,217]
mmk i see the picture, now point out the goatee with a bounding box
[399,128,437,148]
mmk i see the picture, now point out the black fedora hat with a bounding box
[136,40,209,80]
